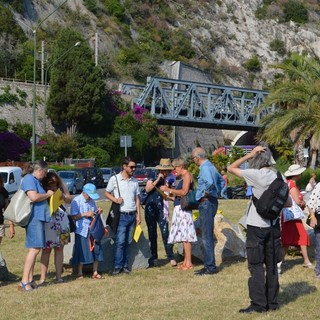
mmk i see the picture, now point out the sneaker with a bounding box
[122,267,131,274]
[239,306,266,314]
[194,267,218,276]
[112,268,122,276]
[55,278,64,284]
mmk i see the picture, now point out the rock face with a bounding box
[178,212,246,266]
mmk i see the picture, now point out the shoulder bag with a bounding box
[180,183,199,211]
[282,197,305,222]
[106,175,121,232]
[3,189,33,227]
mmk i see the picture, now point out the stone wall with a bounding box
[0,79,54,135]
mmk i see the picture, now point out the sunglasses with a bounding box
[128,166,136,169]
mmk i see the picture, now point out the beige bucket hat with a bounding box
[155,158,174,170]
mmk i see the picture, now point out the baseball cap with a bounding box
[83,183,100,200]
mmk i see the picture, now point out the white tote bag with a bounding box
[283,197,305,222]
[3,189,33,227]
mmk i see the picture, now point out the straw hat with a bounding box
[284,164,306,177]
[155,158,174,170]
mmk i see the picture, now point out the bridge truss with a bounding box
[120,77,274,131]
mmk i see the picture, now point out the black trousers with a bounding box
[246,223,282,311]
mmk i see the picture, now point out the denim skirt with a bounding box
[72,233,104,265]
[25,216,45,248]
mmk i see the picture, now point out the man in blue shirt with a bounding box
[192,147,225,276]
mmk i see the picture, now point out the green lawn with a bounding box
[0,199,319,320]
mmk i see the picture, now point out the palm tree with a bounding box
[259,53,320,168]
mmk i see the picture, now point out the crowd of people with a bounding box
[1,145,320,315]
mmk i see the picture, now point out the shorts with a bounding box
[0,224,4,237]
[25,216,45,248]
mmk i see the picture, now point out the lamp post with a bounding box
[43,41,81,135]
[31,0,69,163]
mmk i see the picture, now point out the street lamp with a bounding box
[43,41,81,134]
[32,0,69,163]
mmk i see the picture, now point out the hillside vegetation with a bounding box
[0,0,319,88]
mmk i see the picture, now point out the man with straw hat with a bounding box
[144,158,177,267]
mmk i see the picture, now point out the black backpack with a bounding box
[252,171,289,220]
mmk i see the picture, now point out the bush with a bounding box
[83,0,97,13]
[243,55,262,73]
[104,0,126,21]
[283,0,308,24]
[269,39,287,56]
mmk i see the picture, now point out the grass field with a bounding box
[0,199,319,320]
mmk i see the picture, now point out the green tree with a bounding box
[259,54,320,168]
[109,107,172,164]
[47,28,108,135]
[11,123,32,141]
[36,133,78,162]
[228,146,245,164]
[78,144,110,167]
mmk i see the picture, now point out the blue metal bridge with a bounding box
[120,77,273,131]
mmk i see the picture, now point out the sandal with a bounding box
[30,279,38,289]
[92,273,105,280]
[178,264,193,271]
[92,274,104,279]
[76,274,84,280]
[18,281,33,292]
[302,263,314,269]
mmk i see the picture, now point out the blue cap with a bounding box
[83,183,100,200]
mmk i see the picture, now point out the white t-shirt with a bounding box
[106,173,140,212]
[242,168,278,228]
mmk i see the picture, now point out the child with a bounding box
[71,183,104,279]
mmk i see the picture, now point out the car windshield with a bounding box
[58,172,75,179]
[101,169,111,174]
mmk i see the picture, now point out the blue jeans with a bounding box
[220,186,228,199]
[198,198,218,272]
[145,203,174,263]
[114,213,136,269]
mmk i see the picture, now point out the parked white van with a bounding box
[0,166,22,197]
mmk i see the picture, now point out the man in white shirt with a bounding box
[105,157,141,275]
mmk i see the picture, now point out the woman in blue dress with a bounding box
[19,161,54,291]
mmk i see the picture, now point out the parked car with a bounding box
[100,167,112,186]
[145,167,157,181]
[57,170,84,194]
[133,169,149,186]
[73,168,90,184]
[0,166,22,198]
[112,166,121,175]
[87,167,104,188]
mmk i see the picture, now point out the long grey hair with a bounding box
[249,142,275,169]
